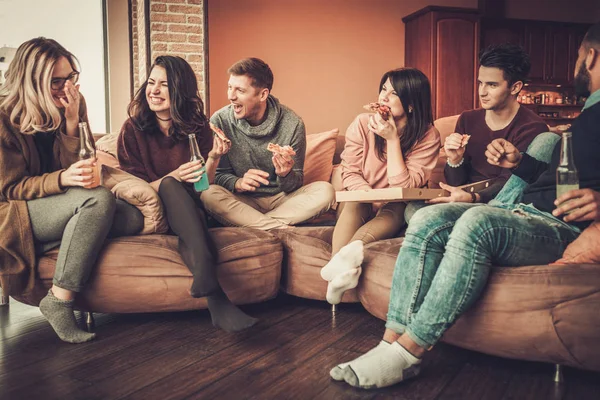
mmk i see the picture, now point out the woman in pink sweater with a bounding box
[320,68,440,304]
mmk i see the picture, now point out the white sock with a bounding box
[343,341,422,389]
[329,340,391,381]
[320,240,364,281]
[326,267,362,305]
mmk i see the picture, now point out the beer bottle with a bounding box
[78,122,100,188]
[188,134,209,192]
[556,131,579,210]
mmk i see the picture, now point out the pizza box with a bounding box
[335,179,496,203]
[336,187,447,203]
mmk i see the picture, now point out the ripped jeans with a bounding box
[385,200,580,348]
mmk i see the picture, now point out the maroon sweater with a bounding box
[444,106,548,202]
[117,119,212,183]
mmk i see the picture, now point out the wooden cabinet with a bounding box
[481,18,524,49]
[403,7,480,119]
[404,8,590,119]
[482,19,590,85]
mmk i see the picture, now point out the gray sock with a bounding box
[39,289,96,344]
[207,289,258,332]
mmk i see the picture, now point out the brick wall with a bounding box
[130,0,207,104]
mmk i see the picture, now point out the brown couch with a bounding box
[9,116,600,373]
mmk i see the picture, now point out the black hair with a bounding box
[128,55,207,139]
[583,21,600,50]
[479,44,531,85]
[374,68,434,161]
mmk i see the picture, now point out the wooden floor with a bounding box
[1,295,599,400]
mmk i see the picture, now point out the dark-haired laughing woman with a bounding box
[118,56,257,332]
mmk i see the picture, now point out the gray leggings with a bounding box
[26,187,143,292]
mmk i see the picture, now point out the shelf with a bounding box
[520,103,584,108]
[541,117,577,120]
[523,82,572,89]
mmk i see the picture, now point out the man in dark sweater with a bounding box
[329,22,600,389]
[201,58,334,230]
[434,44,548,204]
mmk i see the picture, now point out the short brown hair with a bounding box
[228,57,273,91]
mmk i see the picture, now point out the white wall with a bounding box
[0,0,107,132]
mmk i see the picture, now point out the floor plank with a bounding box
[1,296,599,400]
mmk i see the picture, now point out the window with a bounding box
[0,0,108,132]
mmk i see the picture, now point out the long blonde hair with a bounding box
[0,37,79,135]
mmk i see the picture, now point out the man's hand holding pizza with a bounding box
[444,133,470,165]
[268,143,296,178]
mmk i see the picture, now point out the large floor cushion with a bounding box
[359,253,600,372]
[274,226,359,302]
[14,228,282,313]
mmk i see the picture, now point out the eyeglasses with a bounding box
[51,71,80,90]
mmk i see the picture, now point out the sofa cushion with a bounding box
[555,222,600,264]
[429,115,459,188]
[304,128,339,185]
[17,228,283,313]
[102,165,169,235]
[359,252,600,372]
[97,149,120,169]
[273,226,359,302]
[95,132,120,160]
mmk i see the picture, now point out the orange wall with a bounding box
[207,0,597,133]
[207,0,477,134]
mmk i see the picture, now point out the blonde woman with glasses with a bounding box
[0,37,143,343]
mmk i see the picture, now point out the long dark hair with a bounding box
[374,68,433,161]
[128,55,207,139]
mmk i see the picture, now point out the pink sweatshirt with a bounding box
[341,113,440,191]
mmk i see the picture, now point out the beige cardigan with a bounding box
[0,98,88,296]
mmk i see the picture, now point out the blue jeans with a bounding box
[385,201,580,348]
[404,131,561,222]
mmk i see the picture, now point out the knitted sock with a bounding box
[320,240,364,281]
[326,267,362,305]
[39,289,96,344]
[330,340,391,381]
[343,341,422,389]
[207,289,258,332]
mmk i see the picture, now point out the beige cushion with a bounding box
[102,165,168,235]
[555,222,600,264]
[359,243,600,372]
[272,226,359,302]
[429,115,459,188]
[303,129,339,185]
[20,229,283,313]
[95,132,120,160]
[97,150,120,169]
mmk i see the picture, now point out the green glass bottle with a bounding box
[188,134,209,192]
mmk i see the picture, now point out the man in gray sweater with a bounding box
[202,58,334,230]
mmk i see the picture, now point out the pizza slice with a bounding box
[363,102,392,121]
[209,122,231,144]
[460,134,471,148]
[267,142,296,157]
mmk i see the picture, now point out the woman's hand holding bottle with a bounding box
[174,161,204,183]
[60,158,97,188]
